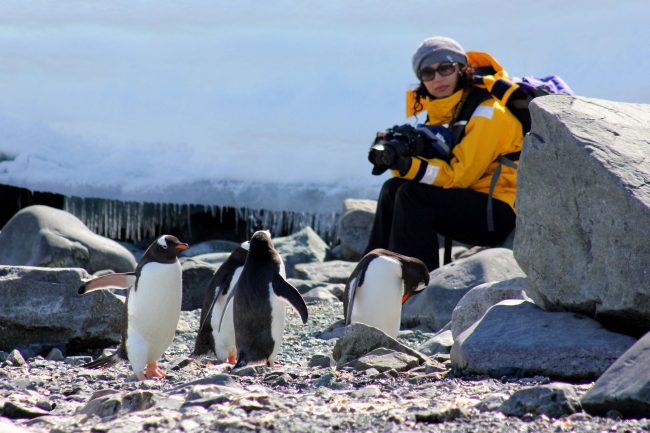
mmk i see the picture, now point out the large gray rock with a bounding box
[179,240,240,257]
[338,199,376,261]
[0,205,136,273]
[451,300,637,381]
[180,257,220,311]
[451,277,532,339]
[581,330,650,418]
[514,96,650,336]
[0,266,124,356]
[401,248,526,332]
[274,226,329,277]
[293,260,357,284]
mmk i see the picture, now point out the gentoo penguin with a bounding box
[218,230,308,368]
[78,234,189,380]
[193,240,250,363]
[344,248,429,338]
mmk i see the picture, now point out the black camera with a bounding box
[368,124,441,176]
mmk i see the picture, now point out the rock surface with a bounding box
[402,248,526,332]
[0,265,124,356]
[337,199,376,261]
[451,300,637,380]
[0,299,648,433]
[581,329,650,418]
[450,277,531,339]
[514,95,650,336]
[0,205,136,273]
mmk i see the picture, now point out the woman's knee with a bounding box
[379,177,408,201]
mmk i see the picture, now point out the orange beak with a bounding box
[176,243,189,251]
[402,293,410,304]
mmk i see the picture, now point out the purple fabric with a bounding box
[513,75,575,96]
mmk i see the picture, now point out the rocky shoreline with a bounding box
[2,300,648,433]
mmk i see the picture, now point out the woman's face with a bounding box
[420,62,460,99]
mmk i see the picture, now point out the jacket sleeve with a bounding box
[391,100,521,187]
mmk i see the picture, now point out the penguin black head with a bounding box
[248,230,276,259]
[146,234,189,263]
[401,257,430,304]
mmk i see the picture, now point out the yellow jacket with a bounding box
[394,51,523,211]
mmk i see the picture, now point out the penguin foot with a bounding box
[144,362,166,379]
[227,351,237,365]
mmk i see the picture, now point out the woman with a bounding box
[365,36,522,271]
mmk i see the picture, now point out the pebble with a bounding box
[0,300,647,432]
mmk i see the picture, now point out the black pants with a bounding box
[365,177,516,271]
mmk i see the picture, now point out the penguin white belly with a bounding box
[268,282,287,364]
[127,261,182,371]
[350,256,403,338]
[210,266,242,361]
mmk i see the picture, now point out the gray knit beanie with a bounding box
[412,36,467,77]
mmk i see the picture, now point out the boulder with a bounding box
[332,323,427,368]
[0,266,124,356]
[401,248,526,332]
[0,205,136,273]
[581,330,650,418]
[180,257,220,311]
[451,300,637,381]
[418,329,454,356]
[293,260,357,284]
[273,227,329,277]
[451,277,532,339]
[514,96,650,336]
[337,199,376,261]
[179,239,240,257]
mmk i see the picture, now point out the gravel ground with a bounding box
[1,298,649,433]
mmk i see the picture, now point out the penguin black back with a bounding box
[232,232,279,364]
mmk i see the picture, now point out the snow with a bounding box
[0,1,648,216]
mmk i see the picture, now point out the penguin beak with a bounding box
[401,293,410,304]
[175,243,189,251]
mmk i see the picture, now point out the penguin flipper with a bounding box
[217,282,238,333]
[272,273,308,324]
[82,347,125,369]
[344,276,358,325]
[194,279,229,355]
[78,273,137,295]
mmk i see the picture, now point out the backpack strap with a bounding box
[450,87,492,146]
[486,155,520,232]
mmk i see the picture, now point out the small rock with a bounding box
[347,348,420,372]
[415,404,469,423]
[231,365,269,377]
[475,394,509,412]
[169,356,194,371]
[64,356,92,366]
[45,348,65,362]
[500,383,581,418]
[2,401,49,419]
[308,354,334,368]
[353,385,381,398]
[7,349,26,366]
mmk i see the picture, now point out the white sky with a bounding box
[0,0,648,213]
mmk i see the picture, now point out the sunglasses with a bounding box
[418,62,458,82]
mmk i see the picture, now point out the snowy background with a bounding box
[0,0,648,215]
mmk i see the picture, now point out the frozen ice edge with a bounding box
[46,179,382,243]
